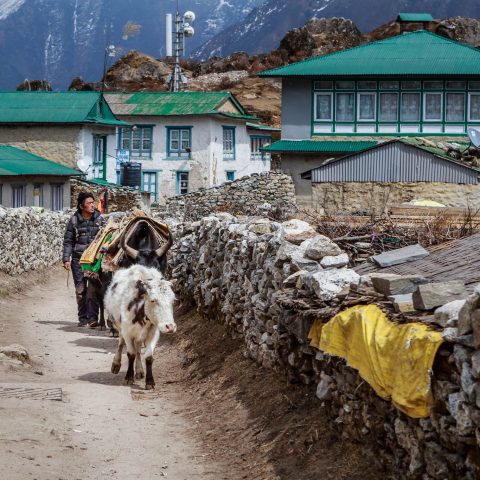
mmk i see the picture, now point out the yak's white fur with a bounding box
[105,265,176,386]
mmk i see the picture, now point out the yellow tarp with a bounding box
[310,304,444,418]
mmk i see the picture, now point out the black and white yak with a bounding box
[105,265,177,389]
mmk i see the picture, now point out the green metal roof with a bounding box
[259,31,480,78]
[0,92,129,126]
[262,140,377,153]
[397,13,434,22]
[246,122,281,132]
[105,91,247,117]
[0,145,82,176]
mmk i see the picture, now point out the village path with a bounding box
[0,269,225,480]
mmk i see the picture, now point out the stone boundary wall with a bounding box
[313,181,480,215]
[169,214,480,479]
[71,178,146,213]
[0,206,69,275]
[161,171,297,221]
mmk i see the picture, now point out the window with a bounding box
[424,81,443,90]
[315,93,333,121]
[401,93,421,121]
[446,81,466,90]
[226,171,235,182]
[470,81,480,90]
[93,135,106,179]
[446,93,465,122]
[51,184,64,211]
[379,81,399,90]
[379,93,398,121]
[335,81,355,90]
[424,92,443,121]
[357,93,376,121]
[118,126,153,158]
[33,184,43,207]
[142,172,158,201]
[12,185,26,208]
[336,93,354,121]
[314,81,333,90]
[357,81,376,90]
[250,136,271,160]
[223,127,235,160]
[176,171,189,195]
[116,170,121,185]
[469,93,480,121]
[167,127,191,159]
[402,80,421,90]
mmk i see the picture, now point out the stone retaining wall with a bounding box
[169,214,480,479]
[161,171,297,221]
[71,178,146,213]
[0,206,69,275]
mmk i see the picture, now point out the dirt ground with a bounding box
[0,266,383,480]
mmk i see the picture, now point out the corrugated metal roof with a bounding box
[259,31,480,78]
[246,122,281,132]
[263,140,377,153]
[105,91,246,117]
[308,140,479,184]
[0,92,128,126]
[397,13,434,22]
[0,145,81,176]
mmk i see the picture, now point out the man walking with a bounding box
[63,191,105,327]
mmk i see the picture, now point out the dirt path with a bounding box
[0,268,226,480]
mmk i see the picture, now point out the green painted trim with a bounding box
[176,170,189,195]
[118,125,154,159]
[310,78,480,135]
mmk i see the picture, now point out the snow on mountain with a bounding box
[0,0,264,89]
[192,0,480,60]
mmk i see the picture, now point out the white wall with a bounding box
[105,115,271,204]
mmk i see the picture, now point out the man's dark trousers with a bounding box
[71,258,99,324]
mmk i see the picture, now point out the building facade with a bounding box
[104,92,275,204]
[260,30,480,206]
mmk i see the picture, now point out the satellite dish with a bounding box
[184,11,195,23]
[76,157,90,173]
[468,127,480,148]
[183,25,194,37]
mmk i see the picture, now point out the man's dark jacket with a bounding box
[62,210,104,262]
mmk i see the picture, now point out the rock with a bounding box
[315,372,333,400]
[283,270,306,287]
[388,294,415,313]
[412,281,468,311]
[448,392,474,436]
[434,300,466,328]
[290,251,320,272]
[458,292,480,335]
[473,310,480,348]
[461,362,475,397]
[320,253,349,269]
[371,244,429,267]
[282,219,317,245]
[0,344,29,362]
[248,219,272,235]
[472,351,480,378]
[371,273,428,296]
[309,268,360,301]
[303,235,341,260]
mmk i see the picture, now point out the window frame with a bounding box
[423,92,443,122]
[468,93,480,122]
[357,92,377,122]
[400,92,421,122]
[166,126,192,160]
[250,135,272,160]
[118,125,154,159]
[176,171,189,195]
[11,184,26,208]
[142,171,158,201]
[222,126,236,160]
[50,183,64,211]
[335,92,355,122]
[445,92,466,123]
[33,183,44,207]
[314,92,333,121]
[225,170,235,182]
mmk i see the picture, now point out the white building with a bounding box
[104,92,276,203]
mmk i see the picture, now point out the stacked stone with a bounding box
[70,179,143,212]
[162,171,297,221]
[169,213,480,479]
[0,206,69,275]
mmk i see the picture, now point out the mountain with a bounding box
[192,0,480,59]
[0,0,263,89]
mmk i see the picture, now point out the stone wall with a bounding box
[0,125,81,168]
[162,171,297,221]
[70,178,146,213]
[0,206,69,275]
[312,181,480,215]
[169,214,480,479]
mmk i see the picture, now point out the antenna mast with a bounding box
[167,2,195,92]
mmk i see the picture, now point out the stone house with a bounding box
[104,92,276,204]
[301,140,480,214]
[0,145,81,210]
[0,91,129,179]
[259,30,480,207]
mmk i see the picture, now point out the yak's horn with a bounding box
[155,232,173,257]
